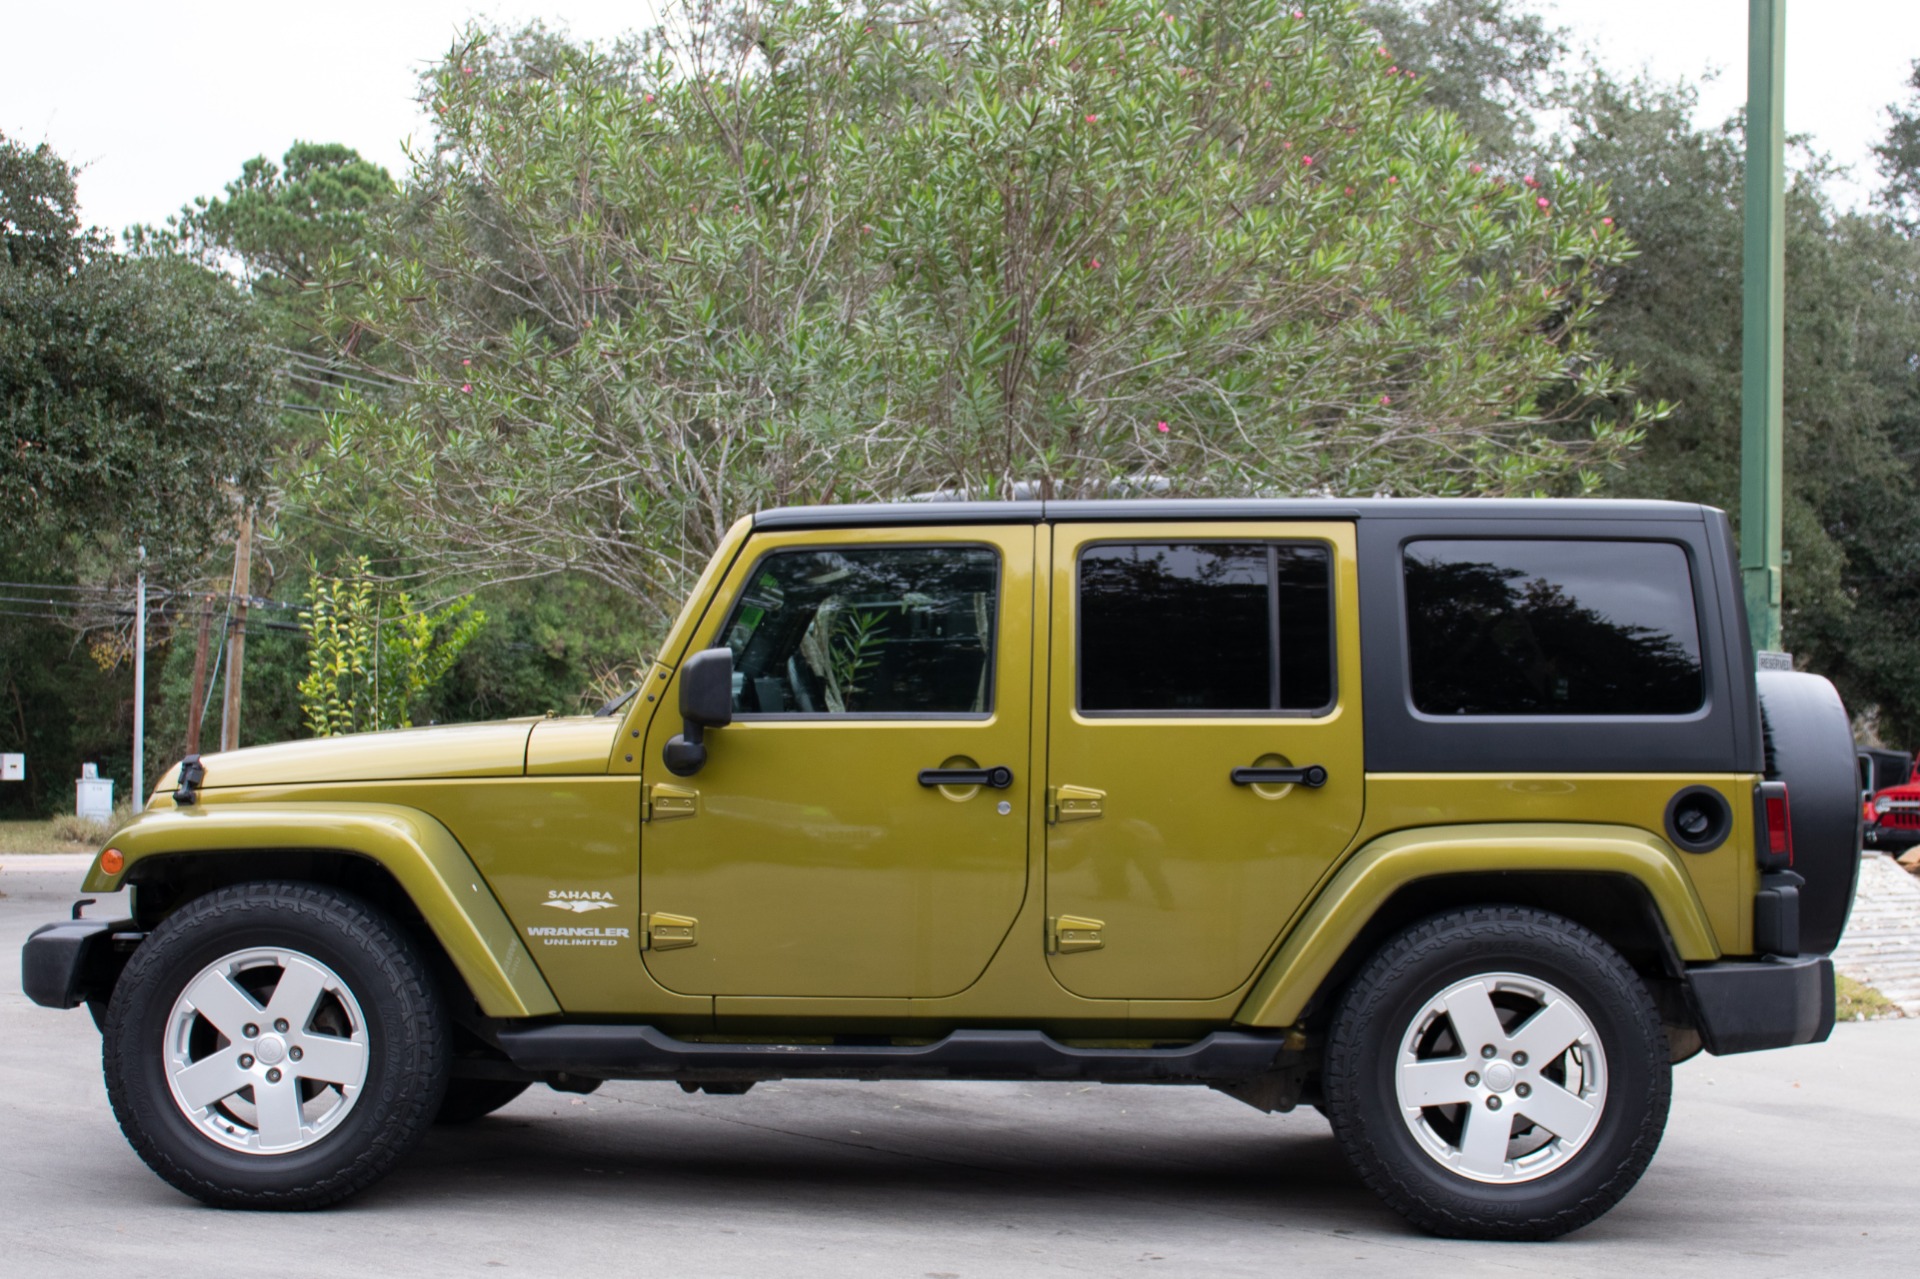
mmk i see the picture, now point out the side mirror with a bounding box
[662,648,734,776]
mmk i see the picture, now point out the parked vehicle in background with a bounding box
[22,498,1860,1240]
[1861,748,1920,853]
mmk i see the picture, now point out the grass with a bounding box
[0,812,123,856]
[1836,973,1903,1021]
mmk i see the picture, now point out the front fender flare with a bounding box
[1234,823,1720,1027]
[82,803,561,1019]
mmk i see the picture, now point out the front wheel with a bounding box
[103,882,449,1209]
[1323,906,1670,1240]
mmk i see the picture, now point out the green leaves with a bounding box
[301,0,1638,627]
[297,557,487,736]
[2,132,276,578]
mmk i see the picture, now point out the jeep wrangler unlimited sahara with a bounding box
[23,499,1859,1239]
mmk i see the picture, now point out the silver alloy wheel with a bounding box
[163,947,371,1155]
[1394,971,1608,1185]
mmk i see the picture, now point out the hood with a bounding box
[159,720,542,794]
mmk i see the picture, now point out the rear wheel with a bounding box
[103,882,448,1209]
[1323,906,1670,1240]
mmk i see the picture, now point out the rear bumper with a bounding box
[1685,954,1835,1056]
[21,919,122,1010]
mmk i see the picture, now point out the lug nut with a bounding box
[239,1054,255,1068]
[1481,1045,1497,1059]
[289,1047,303,1062]
[1513,1051,1528,1067]
[1465,1072,1480,1087]
[1487,1096,1502,1110]
[266,1068,282,1083]
[274,1019,290,1033]
[1516,1083,1531,1098]
[243,1024,258,1039]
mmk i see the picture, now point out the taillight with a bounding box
[1754,782,1793,870]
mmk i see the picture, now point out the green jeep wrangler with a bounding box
[23,499,1859,1239]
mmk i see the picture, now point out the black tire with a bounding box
[435,1079,530,1125]
[1323,906,1670,1240]
[1757,671,1862,952]
[103,882,449,1209]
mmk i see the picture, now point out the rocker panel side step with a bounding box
[495,1025,1294,1083]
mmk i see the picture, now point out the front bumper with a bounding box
[1685,954,1835,1056]
[1864,822,1920,851]
[21,919,127,1010]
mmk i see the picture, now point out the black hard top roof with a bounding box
[753,497,1713,530]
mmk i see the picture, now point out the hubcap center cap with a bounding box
[254,1034,288,1067]
[1483,1060,1516,1092]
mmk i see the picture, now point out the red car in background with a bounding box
[1861,747,1920,854]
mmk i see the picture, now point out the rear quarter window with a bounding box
[1403,539,1705,716]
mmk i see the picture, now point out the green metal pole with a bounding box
[1741,0,1786,655]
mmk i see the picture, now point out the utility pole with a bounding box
[185,594,212,755]
[133,545,146,800]
[220,511,253,753]
[1741,0,1787,655]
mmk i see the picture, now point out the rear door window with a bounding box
[1078,542,1334,714]
[1402,539,1704,716]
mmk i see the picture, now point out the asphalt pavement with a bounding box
[4,853,1916,1279]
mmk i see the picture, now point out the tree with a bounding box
[1559,75,1920,741]
[303,0,1654,635]
[1875,58,1920,232]
[2,131,278,580]
[173,142,396,295]
[1359,0,1566,161]
[298,557,486,735]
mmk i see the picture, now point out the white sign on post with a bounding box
[1,754,22,781]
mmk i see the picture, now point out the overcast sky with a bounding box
[2,2,1916,236]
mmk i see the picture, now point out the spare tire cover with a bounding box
[1757,671,1861,954]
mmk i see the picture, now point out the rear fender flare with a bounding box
[82,803,560,1019]
[1234,823,1720,1027]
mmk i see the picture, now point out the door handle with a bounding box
[919,765,1015,789]
[1230,764,1328,788]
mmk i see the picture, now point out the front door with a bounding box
[1043,522,1366,1000]
[641,525,1035,998]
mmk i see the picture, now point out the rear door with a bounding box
[1042,522,1365,1000]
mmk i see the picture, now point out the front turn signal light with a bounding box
[99,848,125,875]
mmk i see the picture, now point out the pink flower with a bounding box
[1387,176,1398,185]
[1293,8,1304,18]
[1469,163,1483,175]
[461,65,475,76]
[1389,66,1399,75]
[1156,421,1170,433]
[1536,196,1551,210]
[1380,395,1392,406]
[645,93,655,103]
[461,358,471,367]
[1344,186,1354,195]
[1302,155,1314,166]
[1086,113,1099,124]
[1283,140,1293,149]
[1602,216,1614,226]
[1087,258,1101,270]
[1523,174,1539,189]
[460,383,472,394]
